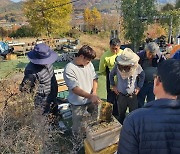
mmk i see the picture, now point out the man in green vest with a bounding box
[99,38,123,116]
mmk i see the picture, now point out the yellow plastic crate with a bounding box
[84,139,118,154]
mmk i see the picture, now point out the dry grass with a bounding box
[78,34,110,59]
[0,79,47,154]
[9,33,110,59]
[0,78,85,154]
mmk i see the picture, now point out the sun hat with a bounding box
[145,42,160,55]
[27,43,58,65]
[115,48,140,66]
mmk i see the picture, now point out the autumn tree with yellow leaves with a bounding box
[24,0,72,37]
[83,7,102,32]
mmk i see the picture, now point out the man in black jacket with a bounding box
[137,42,166,107]
[118,59,180,154]
[20,43,58,114]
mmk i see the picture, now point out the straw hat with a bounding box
[115,48,139,66]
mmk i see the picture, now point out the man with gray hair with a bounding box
[137,42,166,108]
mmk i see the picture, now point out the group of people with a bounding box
[20,37,180,153]
[99,38,180,154]
[99,38,166,124]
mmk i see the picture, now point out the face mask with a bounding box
[117,64,138,79]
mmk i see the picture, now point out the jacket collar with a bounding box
[144,99,180,109]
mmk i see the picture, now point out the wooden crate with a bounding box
[57,79,68,92]
[86,116,122,152]
[84,139,118,154]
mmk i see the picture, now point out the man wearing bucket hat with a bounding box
[137,42,166,108]
[20,43,58,114]
[109,48,145,124]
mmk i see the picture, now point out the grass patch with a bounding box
[0,58,28,79]
[0,57,107,100]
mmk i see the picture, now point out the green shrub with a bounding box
[66,29,82,39]
[98,31,110,39]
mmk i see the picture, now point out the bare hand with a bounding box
[134,87,140,95]
[112,86,119,95]
[89,94,101,104]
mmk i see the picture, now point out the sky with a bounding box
[11,0,22,2]
[158,0,176,3]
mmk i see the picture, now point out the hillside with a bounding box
[74,0,116,11]
[0,0,116,15]
[0,0,13,8]
[0,0,113,23]
[0,0,176,24]
[0,0,24,22]
[0,2,23,13]
[0,0,116,23]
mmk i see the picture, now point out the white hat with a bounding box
[116,48,140,66]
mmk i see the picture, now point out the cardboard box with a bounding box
[86,116,122,151]
[84,138,118,154]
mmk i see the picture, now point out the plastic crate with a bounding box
[57,91,69,99]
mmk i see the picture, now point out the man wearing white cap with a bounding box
[109,48,145,124]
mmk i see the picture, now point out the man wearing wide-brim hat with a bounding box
[20,43,58,114]
[109,48,145,124]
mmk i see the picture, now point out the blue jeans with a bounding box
[137,82,155,108]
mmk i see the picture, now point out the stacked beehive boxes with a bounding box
[85,102,122,153]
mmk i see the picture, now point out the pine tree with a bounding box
[175,0,180,9]
[121,0,156,52]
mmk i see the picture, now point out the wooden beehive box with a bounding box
[86,116,122,152]
[6,54,17,60]
[84,138,118,154]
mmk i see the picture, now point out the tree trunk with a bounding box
[133,41,138,53]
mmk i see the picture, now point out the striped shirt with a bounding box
[20,62,58,104]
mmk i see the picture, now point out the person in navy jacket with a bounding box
[118,59,180,154]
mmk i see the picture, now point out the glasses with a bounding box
[118,65,132,72]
